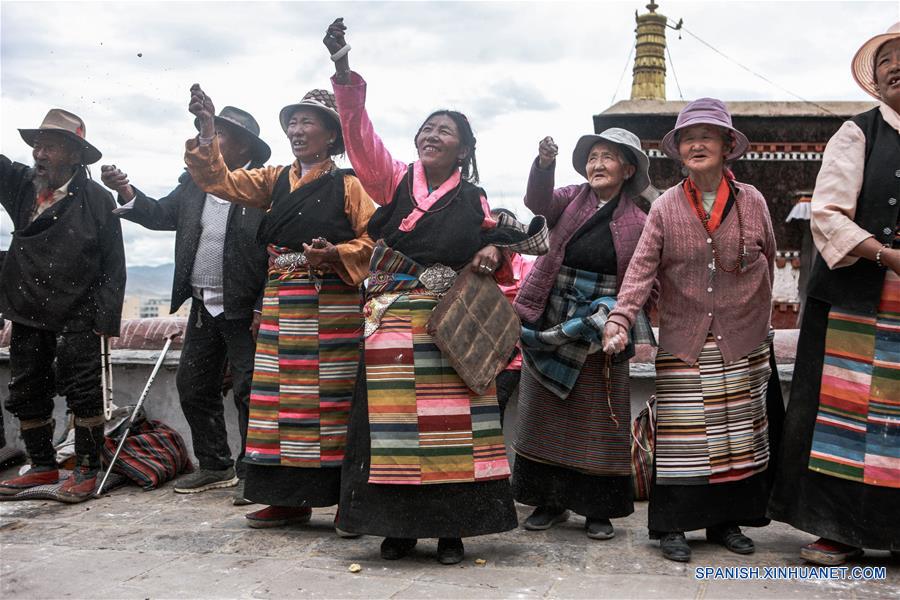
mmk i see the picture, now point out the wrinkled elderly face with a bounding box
[286,107,336,163]
[584,141,635,199]
[677,124,731,176]
[875,38,900,109]
[31,131,80,190]
[215,124,252,170]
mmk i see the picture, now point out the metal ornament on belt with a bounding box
[273,252,308,271]
[418,263,457,294]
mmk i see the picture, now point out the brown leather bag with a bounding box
[427,268,521,395]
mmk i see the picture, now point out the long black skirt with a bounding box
[243,463,341,507]
[512,454,633,519]
[767,297,899,551]
[648,344,785,538]
[336,362,519,539]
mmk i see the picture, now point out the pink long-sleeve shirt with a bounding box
[607,181,776,366]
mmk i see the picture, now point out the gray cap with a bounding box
[571,128,651,197]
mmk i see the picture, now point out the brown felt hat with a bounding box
[19,108,102,164]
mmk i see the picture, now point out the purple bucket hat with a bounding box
[660,97,750,162]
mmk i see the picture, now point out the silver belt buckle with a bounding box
[273,252,308,270]
[418,264,456,294]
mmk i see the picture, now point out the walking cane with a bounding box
[96,328,182,496]
[100,335,115,421]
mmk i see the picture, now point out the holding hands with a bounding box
[188,84,216,139]
[538,136,558,169]
[602,321,629,355]
[100,165,135,202]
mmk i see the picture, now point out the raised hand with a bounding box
[538,136,558,169]
[325,18,351,81]
[188,84,216,138]
[100,164,135,202]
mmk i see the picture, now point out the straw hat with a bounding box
[851,22,900,100]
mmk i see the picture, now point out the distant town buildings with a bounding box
[121,295,190,320]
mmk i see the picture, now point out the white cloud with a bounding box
[2,0,894,264]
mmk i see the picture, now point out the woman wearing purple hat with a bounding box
[603,98,779,562]
[768,23,900,567]
[511,129,655,541]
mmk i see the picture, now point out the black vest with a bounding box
[367,166,488,269]
[257,168,356,249]
[806,108,900,314]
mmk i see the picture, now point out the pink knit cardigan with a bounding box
[607,181,776,365]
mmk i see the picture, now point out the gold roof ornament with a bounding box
[631,2,681,101]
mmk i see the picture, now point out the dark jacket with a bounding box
[0,156,126,335]
[807,107,900,314]
[117,170,268,319]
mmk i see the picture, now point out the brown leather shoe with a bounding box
[0,468,59,495]
[56,467,98,503]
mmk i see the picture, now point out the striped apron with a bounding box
[363,243,509,486]
[654,333,772,486]
[244,246,362,468]
[809,270,900,488]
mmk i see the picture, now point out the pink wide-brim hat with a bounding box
[852,22,900,100]
[660,97,750,162]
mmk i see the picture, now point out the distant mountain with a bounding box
[126,263,174,296]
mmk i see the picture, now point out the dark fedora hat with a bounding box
[19,108,102,164]
[195,106,271,165]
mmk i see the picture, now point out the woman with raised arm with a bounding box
[324,18,548,565]
[511,130,655,541]
[768,23,900,567]
[184,84,375,533]
[602,98,782,563]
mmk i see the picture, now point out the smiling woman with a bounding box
[181,83,376,533]
[324,17,549,566]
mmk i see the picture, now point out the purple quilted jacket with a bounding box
[514,159,649,324]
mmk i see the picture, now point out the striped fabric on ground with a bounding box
[654,334,771,485]
[366,292,509,485]
[244,273,361,468]
[809,270,900,488]
[515,353,632,476]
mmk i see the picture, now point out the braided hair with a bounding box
[414,110,480,184]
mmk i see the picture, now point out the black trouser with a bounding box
[177,300,254,478]
[495,368,521,426]
[6,323,104,468]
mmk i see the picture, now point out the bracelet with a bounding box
[198,134,215,146]
[330,44,351,62]
[875,244,889,268]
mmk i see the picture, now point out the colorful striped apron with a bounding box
[244,249,362,468]
[654,333,772,485]
[809,270,900,488]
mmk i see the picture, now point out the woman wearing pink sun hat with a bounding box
[767,22,900,567]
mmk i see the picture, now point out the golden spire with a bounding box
[630,1,674,101]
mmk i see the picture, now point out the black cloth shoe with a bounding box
[585,518,615,540]
[707,524,755,555]
[437,538,465,565]
[380,537,417,560]
[660,532,691,562]
[523,506,569,531]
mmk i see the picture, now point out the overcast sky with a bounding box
[1,0,896,266]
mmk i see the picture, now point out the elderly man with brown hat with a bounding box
[0,108,126,502]
[101,106,271,503]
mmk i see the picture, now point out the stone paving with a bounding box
[1,472,897,599]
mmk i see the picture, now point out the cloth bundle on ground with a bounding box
[101,414,193,489]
